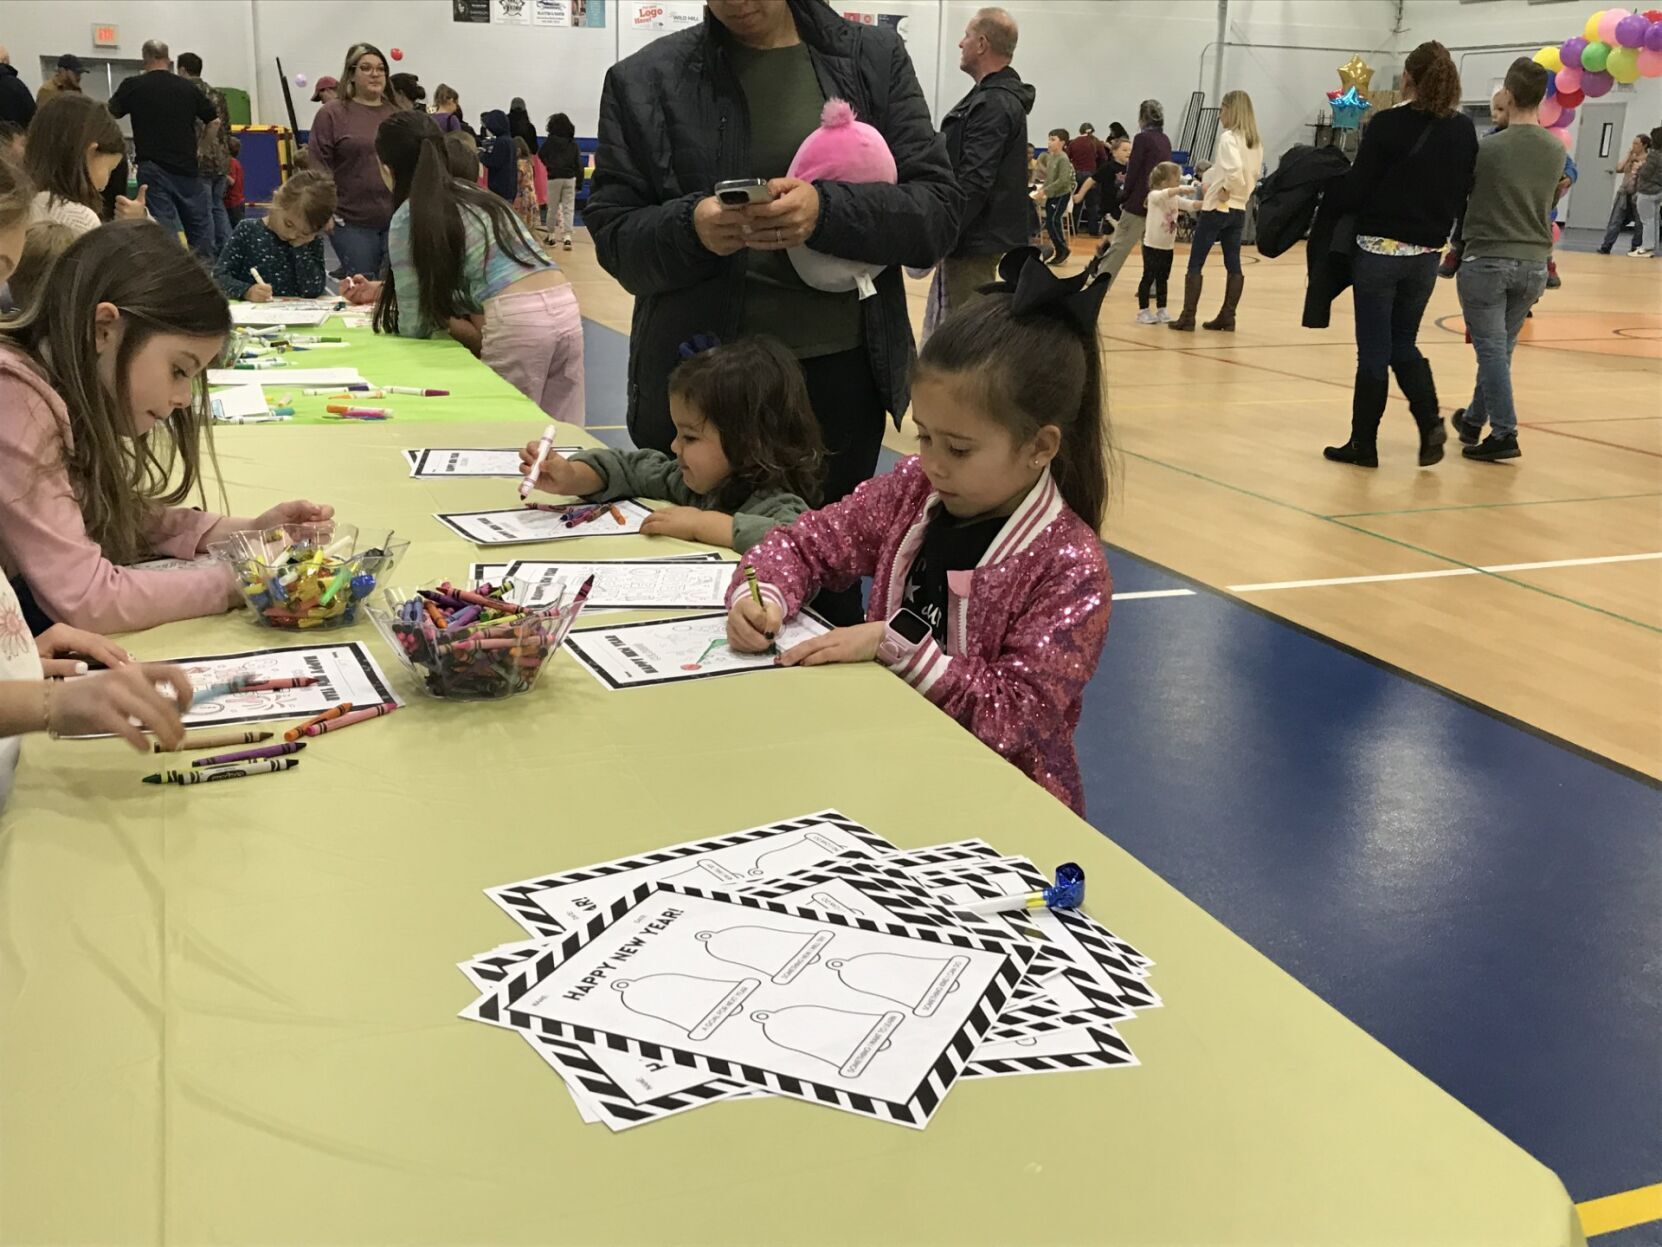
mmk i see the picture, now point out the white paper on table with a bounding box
[229,304,334,326]
[208,383,272,420]
[433,501,653,546]
[502,559,734,611]
[75,642,400,735]
[408,448,581,479]
[207,367,365,388]
[563,611,831,690]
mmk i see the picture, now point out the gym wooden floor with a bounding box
[561,231,1662,779]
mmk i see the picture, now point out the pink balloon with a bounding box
[1640,45,1662,75]
[1539,96,1563,126]
[1598,8,1629,43]
[1557,65,1584,91]
[1583,68,1616,95]
[1554,125,1575,150]
[1553,222,1563,243]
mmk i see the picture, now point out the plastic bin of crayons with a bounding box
[368,582,584,700]
[210,522,408,630]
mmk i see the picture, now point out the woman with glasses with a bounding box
[307,42,402,279]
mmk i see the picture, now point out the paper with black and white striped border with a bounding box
[486,810,895,938]
[464,881,1038,1128]
[963,1024,1138,1078]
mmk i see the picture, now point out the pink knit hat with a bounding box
[787,100,896,300]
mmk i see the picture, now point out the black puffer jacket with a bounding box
[940,66,1035,257]
[1255,144,1351,259]
[586,0,961,452]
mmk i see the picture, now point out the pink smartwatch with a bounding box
[876,608,932,668]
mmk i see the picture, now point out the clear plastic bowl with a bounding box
[367,583,581,700]
[210,522,408,630]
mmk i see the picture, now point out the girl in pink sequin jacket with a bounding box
[728,251,1113,814]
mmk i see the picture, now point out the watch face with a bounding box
[892,609,932,644]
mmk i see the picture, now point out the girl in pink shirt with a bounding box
[727,250,1113,814]
[0,220,332,634]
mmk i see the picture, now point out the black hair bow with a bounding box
[977,247,1109,335]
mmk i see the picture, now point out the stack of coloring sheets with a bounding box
[459,810,1157,1130]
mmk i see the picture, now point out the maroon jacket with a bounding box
[1122,125,1172,216]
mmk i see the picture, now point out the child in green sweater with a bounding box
[518,336,825,553]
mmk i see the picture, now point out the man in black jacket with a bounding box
[586,0,960,506]
[0,48,34,129]
[938,7,1033,314]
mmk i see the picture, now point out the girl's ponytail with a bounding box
[1052,326,1108,532]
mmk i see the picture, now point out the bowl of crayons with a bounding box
[210,522,408,630]
[367,576,592,700]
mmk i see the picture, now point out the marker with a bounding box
[191,742,306,767]
[233,361,288,369]
[303,703,399,735]
[521,426,556,500]
[143,758,300,785]
[323,412,391,421]
[325,404,393,416]
[270,407,296,417]
[239,676,318,691]
[284,702,354,742]
[323,389,389,400]
[152,729,274,754]
[385,387,449,396]
[961,863,1086,916]
[217,413,292,424]
[304,384,371,395]
[284,336,341,344]
[250,267,268,288]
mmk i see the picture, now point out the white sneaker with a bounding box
[1135,309,1157,324]
[1630,248,1652,257]
[1155,309,1173,323]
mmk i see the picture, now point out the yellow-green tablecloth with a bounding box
[0,332,1582,1246]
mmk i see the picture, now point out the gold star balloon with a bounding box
[1337,54,1375,96]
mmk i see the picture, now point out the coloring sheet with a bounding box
[229,303,334,326]
[208,383,272,420]
[470,563,512,583]
[207,367,365,388]
[487,810,894,937]
[434,501,653,546]
[465,884,1036,1127]
[409,448,580,479]
[963,1024,1137,1079]
[503,559,734,611]
[143,642,398,732]
[564,611,832,690]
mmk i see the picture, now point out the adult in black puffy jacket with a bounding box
[586,0,960,506]
[938,7,1034,314]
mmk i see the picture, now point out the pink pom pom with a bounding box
[820,98,856,128]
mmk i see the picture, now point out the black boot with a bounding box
[1168,273,1203,331]
[1202,271,1244,331]
[1323,372,1388,467]
[1392,356,1446,466]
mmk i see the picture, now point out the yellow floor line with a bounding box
[1577,1181,1662,1238]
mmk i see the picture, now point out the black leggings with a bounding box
[798,346,888,625]
[1137,247,1173,308]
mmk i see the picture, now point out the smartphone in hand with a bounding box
[715,178,775,206]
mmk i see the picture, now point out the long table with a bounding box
[0,324,1583,1245]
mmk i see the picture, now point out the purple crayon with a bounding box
[191,741,307,768]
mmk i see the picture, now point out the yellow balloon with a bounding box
[1585,10,1606,41]
[1534,45,1564,72]
[1337,54,1375,95]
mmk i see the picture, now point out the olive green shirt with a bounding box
[728,40,862,359]
[569,447,809,553]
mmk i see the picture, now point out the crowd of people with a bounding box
[0,1,1653,819]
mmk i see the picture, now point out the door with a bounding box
[1568,101,1626,231]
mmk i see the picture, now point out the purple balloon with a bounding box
[1647,21,1662,53]
[1582,68,1615,96]
[1561,35,1587,68]
[1616,13,1648,47]
[1555,105,1577,128]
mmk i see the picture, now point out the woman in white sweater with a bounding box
[1171,90,1264,332]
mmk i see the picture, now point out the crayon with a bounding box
[284,702,354,742]
[238,677,318,691]
[303,703,399,735]
[143,758,300,785]
[192,742,307,767]
[152,729,274,754]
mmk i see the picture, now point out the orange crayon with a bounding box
[283,702,354,742]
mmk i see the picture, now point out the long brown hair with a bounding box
[915,286,1113,531]
[0,222,231,564]
[0,152,32,237]
[338,42,401,106]
[668,337,825,508]
[372,110,542,335]
[1405,41,1461,118]
[23,93,124,216]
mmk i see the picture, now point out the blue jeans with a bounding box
[1188,208,1244,274]
[207,173,231,256]
[1456,257,1547,437]
[1043,196,1069,258]
[331,223,388,279]
[137,161,214,259]
[1352,249,1439,380]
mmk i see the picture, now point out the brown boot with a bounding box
[1202,271,1244,331]
[1168,273,1203,331]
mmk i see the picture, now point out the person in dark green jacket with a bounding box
[519,336,824,553]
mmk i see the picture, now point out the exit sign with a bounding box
[92,23,119,48]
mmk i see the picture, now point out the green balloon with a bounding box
[1581,40,1610,72]
[1607,46,1639,84]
